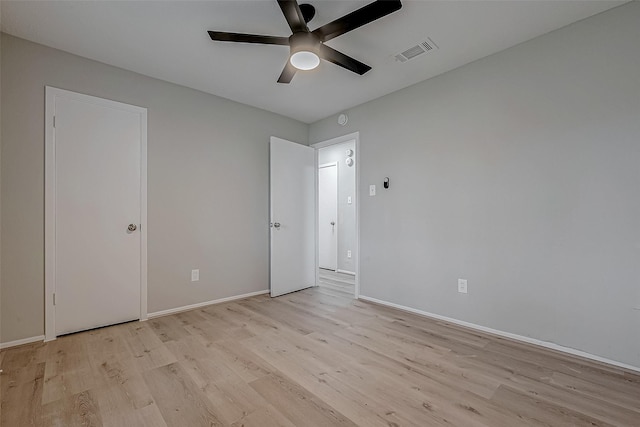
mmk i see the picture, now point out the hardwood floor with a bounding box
[1,286,639,426]
[318,269,355,296]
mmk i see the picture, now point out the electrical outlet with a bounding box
[191,269,199,282]
[347,250,352,258]
[369,185,376,196]
[347,196,352,204]
[458,279,468,294]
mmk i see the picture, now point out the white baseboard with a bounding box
[336,269,356,276]
[358,295,640,374]
[147,290,269,319]
[0,335,45,350]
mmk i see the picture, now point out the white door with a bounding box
[270,137,316,297]
[47,88,146,336]
[318,163,338,270]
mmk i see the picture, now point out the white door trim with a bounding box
[311,132,360,299]
[44,86,148,341]
[318,162,339,271]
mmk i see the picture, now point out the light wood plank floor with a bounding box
[1,286,639,426]
[318,269,355,296]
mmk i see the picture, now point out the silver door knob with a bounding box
[127,224,137,232]
[330,221,335,226]
[273,222,281,229]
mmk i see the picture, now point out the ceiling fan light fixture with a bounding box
[290,50,320,70]
[289,32,321,71]
[207,0,403,83]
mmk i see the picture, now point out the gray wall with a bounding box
[309,2,640,368]
[318,141,356,273]
[0,34,308,344]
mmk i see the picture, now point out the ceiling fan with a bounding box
[207,0,402,84]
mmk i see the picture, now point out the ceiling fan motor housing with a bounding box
[289,32,321,56]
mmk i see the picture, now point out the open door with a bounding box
[270,137,316,297]
[318,163,338,270]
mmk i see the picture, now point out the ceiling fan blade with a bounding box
[277,61,297,84]
[277,0,309,33]
[319,44,371,75]
[312,0,402,42]
[208,31,289,45]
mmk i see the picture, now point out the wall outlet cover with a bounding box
[369,185,376,196]
[347,250,352,258]
[191,269,200,282]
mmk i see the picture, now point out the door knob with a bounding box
[273,222,281,229]
[127,224,137,232]
[330,221,335,226]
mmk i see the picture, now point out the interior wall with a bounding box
[318,141,356,273]
[309,2,640,368]
[0,33,308,344]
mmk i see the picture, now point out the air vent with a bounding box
[394,38,439,63]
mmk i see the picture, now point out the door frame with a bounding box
[44,86,148,341]
[311,132,360,298]
[318,161,339,271]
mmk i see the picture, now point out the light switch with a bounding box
[347,196,352,204]
[191,269,200,282]
[458,279,467,294]
[369,185,376,196]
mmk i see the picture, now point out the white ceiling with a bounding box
[1,1,625,123]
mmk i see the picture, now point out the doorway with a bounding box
[313,133,359,299]
[45,87,148,340]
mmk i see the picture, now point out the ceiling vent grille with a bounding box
[394,38,439,63]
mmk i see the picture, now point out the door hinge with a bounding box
[53,293,56,305]
[53,116,56,128]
